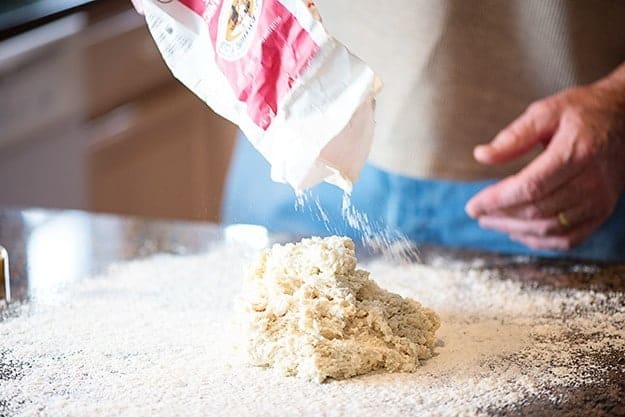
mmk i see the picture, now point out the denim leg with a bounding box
[222,134,625,261]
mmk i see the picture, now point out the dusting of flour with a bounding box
[0,242,624,417]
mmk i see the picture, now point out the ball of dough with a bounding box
[242,236,440,382]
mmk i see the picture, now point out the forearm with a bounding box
[593,62,625,197]
[605,61,625,84]
[594,62,625,101]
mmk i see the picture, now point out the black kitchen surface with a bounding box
[0,207,623,417]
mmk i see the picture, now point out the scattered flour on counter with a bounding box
[0,242,624,417]
[242,236,439,382]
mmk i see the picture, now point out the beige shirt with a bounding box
[315,0,625,180]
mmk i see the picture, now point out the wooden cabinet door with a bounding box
[88,85,237,221]
[82,10,172,119]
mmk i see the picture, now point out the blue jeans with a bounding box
[222,135,625,262]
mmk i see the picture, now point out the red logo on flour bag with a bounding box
[216,0,262,60]
[179,0,319,130]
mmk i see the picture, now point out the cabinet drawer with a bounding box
[0,14,86,148]
[84,10,172,118]
[87,86,237,221]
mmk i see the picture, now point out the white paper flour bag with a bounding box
[142,0,380,191]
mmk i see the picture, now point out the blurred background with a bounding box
[0,0,238,222]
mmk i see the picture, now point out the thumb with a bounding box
[474,101,560,165]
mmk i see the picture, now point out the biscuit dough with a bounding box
[242,236,440,382]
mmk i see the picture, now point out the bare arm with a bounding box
[466,63,625,250]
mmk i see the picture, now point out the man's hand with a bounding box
[466,65,625,251]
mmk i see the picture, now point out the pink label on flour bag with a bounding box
[180,0,319,130]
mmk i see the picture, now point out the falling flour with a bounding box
[0,242,624,417]
[294,191,420,262]
[242,236,439,381]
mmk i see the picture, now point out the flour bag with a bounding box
[141,0,380,191]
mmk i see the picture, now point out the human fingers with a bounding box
[466,123,582,217]
[508,217,604,250]
[473,100,560,165]
[477,201,595,238]
[485,171,587,220]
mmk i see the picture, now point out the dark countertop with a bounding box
[0,208,226,302]
[0,207,623,416]
[1,207,623,303]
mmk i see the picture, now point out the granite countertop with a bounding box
[0,208,226,302]
[1,207,623,303]
[0,207,623,416]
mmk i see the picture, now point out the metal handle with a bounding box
[0,246,10,303]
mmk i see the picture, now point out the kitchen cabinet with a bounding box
[83,5,237,221]
[88,84,236,221]
[0,0,237,222]
[0,13,88,210]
